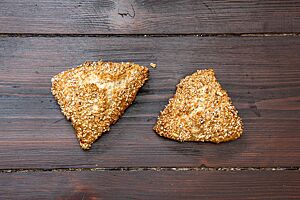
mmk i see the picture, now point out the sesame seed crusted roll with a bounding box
[52,61,149,150]
[154,69,243,143]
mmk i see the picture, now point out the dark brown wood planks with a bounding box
[1,0,300,34]
[0,36,300,169]
[1,170,299,199]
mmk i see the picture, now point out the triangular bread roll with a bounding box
[52,61,148,150]
[154,69,243,143]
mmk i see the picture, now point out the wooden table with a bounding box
[1,1,300,199]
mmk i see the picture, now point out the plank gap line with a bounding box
[1,167,300,173]
[0,33,300,38]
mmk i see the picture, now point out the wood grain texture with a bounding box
[0,36,300,169]
[1,0,300,34]
[1,170,299,199]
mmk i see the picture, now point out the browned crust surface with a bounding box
[51,61,149,150]
[154,69,243,143]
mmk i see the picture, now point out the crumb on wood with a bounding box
[150,63,157,68]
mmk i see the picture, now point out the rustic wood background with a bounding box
[0,0,300,199]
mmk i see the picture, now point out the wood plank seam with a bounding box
[0,33,300,38]
[1,167,299,173]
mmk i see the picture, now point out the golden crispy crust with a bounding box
[52,61,149,150]
[154,69,243,143]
